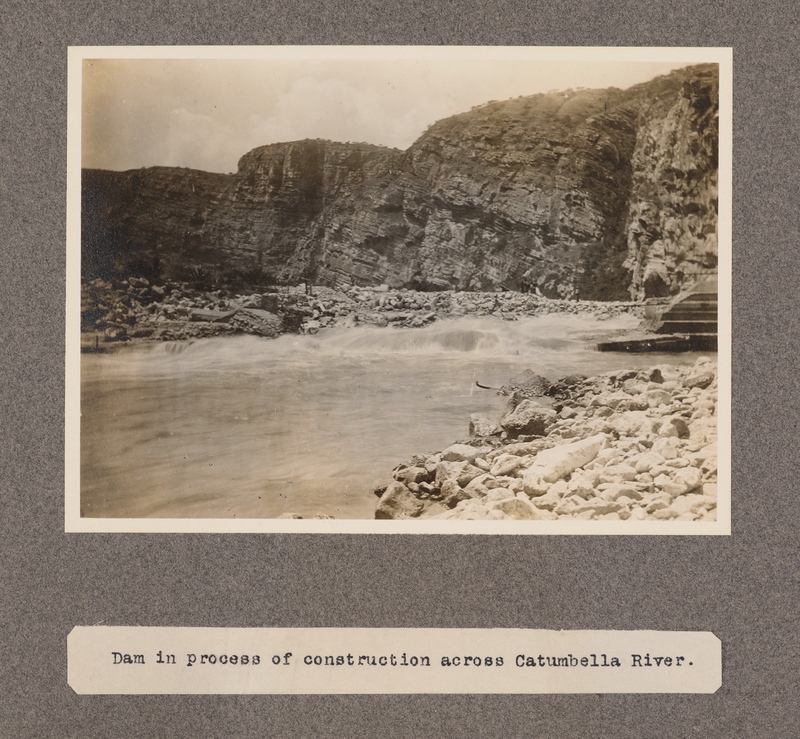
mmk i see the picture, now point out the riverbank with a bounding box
[375,357,718,522]
[80,277,643,349]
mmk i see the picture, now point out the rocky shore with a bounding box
[375,357,718,523]
[81,277,642,348]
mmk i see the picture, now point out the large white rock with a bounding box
[522,434,606,493]
[441,443,485,463]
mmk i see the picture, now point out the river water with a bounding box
[81,314,706,519]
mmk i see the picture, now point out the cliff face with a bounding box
[82,64,719,300]
[622,69,719,298]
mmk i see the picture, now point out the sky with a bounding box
[81,52,696,174]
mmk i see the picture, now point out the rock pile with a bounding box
[81,279,642,347]
[81,277,298,344]
[339,286,639,329]
[375,357,718,523]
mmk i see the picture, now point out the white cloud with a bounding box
[82,56,693,173]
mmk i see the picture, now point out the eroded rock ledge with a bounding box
[375,358,718,522]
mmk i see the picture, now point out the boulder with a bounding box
[234,308,282,337]
[500,400,558,438]
[684,370,715,389]
[441,443,484,464]
[617,397,650,412]
[611,411,656,438]
[621,379,650,396]
[473,457,491,472]
[646,494,672,514]
[643,388,672,408]
[464,474,493,498]
[671,466,703,495]
[375,482,425,520]
[435,460,466,487]
[260,293,280,312]
[469,414,500,437]
[522,475,550,497]
[664,457,690,469]
[598,463,638,483]
[657,421,680,438]
[435,460,484,489]
[485,488,515,502]
[499,390,524,421]
[453,464,486,487]
[498,369,552,398]
[554,495,583,515]
[490,453,524,477]
[567,474,595,499]
[523,434,606,494]
[651,437,681,460]
[441,479,471,508]
[669,417,691,439]
[529,488,562,511]
[644,367,664,383]
[396,466,432,485]
[634,451,666,474]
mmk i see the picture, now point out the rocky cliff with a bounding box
[622,70,719,298]
[82,64,719,300]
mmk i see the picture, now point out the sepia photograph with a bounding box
[65,46,731,533]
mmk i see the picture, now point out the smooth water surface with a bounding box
[81,314,706,518]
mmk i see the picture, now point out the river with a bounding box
[80,314,707,519]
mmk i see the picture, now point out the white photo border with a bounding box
[65,45,732,534]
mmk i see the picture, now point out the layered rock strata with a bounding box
[83,64,719,301]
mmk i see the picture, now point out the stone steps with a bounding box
[654,276,718,351]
